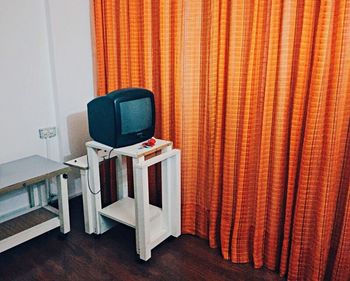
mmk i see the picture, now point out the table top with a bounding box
[65,155,88,170]
[0,155,70,194]
[86,138,172,159]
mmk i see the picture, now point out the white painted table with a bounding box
[66,139,181,261]
[0,155,71,253]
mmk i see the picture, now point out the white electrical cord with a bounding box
[45,138,53,201]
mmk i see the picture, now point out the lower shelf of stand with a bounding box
[99,197,169,247]
[99,197,161,228]
[0,207,60,253]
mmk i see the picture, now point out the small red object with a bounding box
[142,138,156,147]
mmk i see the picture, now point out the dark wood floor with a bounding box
[0,197,285,281]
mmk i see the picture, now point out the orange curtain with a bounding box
[92,1,350,280]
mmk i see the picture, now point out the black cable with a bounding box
[86,152,100,195]
[86,147,115,195]
[108,147,115,159]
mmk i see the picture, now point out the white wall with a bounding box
[45,0,94,196]
[0,0,95,215]
[46,0,94,162]
[0,1,59,164]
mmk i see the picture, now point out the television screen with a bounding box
[120,97,152,134]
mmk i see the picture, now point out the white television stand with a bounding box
[68,139,181,261]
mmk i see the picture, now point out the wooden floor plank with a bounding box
[0,197,285,281]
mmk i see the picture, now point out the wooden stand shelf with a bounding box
[66,138,181,261]
[98,197,162,228]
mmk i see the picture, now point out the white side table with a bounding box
[67,139,181,261]
[0,155,70,253]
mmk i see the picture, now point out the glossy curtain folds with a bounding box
[92,1,350,280]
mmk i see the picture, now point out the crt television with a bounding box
[87,88,155,148]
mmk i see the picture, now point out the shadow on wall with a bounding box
[65,111,91,162]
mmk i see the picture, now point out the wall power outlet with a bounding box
[39,127,57,139]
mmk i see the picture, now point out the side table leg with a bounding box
[57,174,70,234]
[27,185,35,208]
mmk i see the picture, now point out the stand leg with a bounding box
[161,146,172,234]
[87,146,102,234]
[133,158,151,261]
[116,155,128,200]
[57,174,70,234]
[80,169,94,234]
[171,151,181,237]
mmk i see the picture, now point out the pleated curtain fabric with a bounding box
[92,1,350,280]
